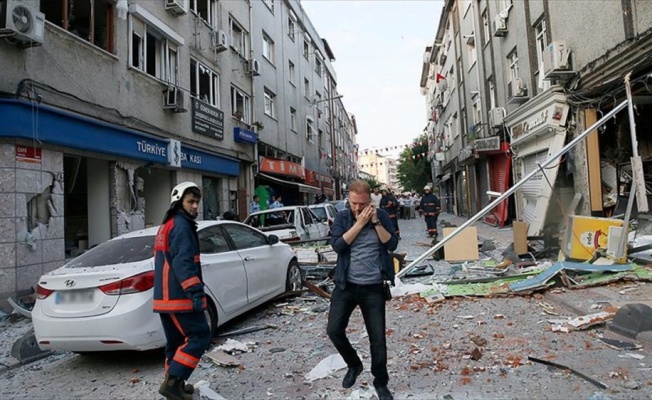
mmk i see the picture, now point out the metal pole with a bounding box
[397,100,629,279]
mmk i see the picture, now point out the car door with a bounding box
[221,223,279,302]
[300,207,319,240]
[305,207,328,238]
[198,225,248,314]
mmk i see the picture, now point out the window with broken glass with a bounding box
[41,0,115,52]
[190,59,220,107]
[264,88,276,118]
[131,17,179,85]
[231,86,251,124]
[229,17,249,58]
[190,0,217,28]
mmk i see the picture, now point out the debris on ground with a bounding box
[304,353,347,382]
[205,350,241,367]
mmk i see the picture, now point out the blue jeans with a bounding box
[327,282,388,386]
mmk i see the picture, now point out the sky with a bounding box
[302,0,443,155]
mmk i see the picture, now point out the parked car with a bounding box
[308,203,338,233]
[243,205,329,243]
[32,220,301,352]
[328,199,349,212]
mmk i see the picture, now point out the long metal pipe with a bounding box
[397,100,629,278]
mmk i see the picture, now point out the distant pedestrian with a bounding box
[270,194,284,209]
[250,195,261,214]
[153,182,211,400]
[328,180,398,400]
[379,187,400,239]
[370,186,382,208]
[418,185,441,238]
[222,210,237,220]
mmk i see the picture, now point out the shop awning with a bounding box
[259,173,322,195]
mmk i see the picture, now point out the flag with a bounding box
[436,73,446,83]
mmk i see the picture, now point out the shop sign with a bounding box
[234,127,257,144]
[459,145,474,162]
[305,169,332,189]
[435,152,445,161]
[260,157,305,179]
[181,146,239,176]
[511,103,569,141]
[16,145,41,163]
[191,98,224,140]
[474,136,501,152]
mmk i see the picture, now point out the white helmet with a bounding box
[424,185,431,191]
[170,181,200,204]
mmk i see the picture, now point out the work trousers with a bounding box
[327,282,389,386]
[425,214,438,237]
[390,216,400,237]
[160,311,212,381]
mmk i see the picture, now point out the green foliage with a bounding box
[363,177,381,190]
[397,134,432,192]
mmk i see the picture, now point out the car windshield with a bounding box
[64,236,155,268]
[331,201,347,211]
[246,210,294,228]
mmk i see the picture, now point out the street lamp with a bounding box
[311,94,343,106]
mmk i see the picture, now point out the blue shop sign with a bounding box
[234,127,257,144]
[181,146,239,176]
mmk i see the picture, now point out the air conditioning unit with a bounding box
[542,41,572,79]
[493,16,508,37]
[247,58,261,76]
[0,0,45,45]
[163,86,187,112]
[165,0,188,16]
[210,30,228,53]
[489,107,506,128]
[507,79,528,103]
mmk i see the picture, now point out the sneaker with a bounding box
[374,385,394,400]
[342,364,363,388]
[159,374,193,400]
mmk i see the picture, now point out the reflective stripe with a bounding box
[153,299,193,312]
[170,314,186,336]
[173,351,199,369]
[181,276,201,290]
[163,260,170,300]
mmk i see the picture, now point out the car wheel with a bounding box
[285,260,303,291]
[204,300,218,338]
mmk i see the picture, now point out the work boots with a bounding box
[158,374,193,400]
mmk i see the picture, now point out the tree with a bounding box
[362,177,382,190]
[397,134,432,192]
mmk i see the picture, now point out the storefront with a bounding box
[0,98,241,299]
[305,168,335,199]
[257,157,321,205]
[476,138,511,227]
[504,88,571,236]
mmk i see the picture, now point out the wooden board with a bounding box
[513,221,528,255]
[584,109,603,212]
[442,227,479,261]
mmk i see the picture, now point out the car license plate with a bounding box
[54,290,95,304]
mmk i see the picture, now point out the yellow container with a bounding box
[563,215,624,260]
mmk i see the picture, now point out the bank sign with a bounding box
[191,98,224,140]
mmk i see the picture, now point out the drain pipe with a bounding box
[397,99,630,279]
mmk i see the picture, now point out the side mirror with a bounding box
[268,234,280,245]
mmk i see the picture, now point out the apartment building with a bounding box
[422,0,652,235]
[0,0,355,302]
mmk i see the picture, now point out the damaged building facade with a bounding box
[0,0,355,303]
[422,0,652,236]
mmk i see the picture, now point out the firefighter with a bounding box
[418,185,441,238]
[154,182,212,400]
[380,187,400,239]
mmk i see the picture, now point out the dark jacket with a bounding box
[419,193,441,216]
[330,208,398,289]
[153,211,205,313]
[380,194,399,218]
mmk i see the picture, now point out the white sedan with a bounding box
[32,220,301,352]
[243,206,329,243]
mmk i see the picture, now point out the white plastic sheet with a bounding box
[304,353,347,382]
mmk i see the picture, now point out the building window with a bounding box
[229,17,248,57]
[288,61,296,85]
[489,79,496,109]
[498,0,514,12]
[288,17,296,41]
[264,88,276,118]
[467,41,476,67]
[306,117,315,141]
[262,33,275,63]
[190,0,217,28]
[472,100,482,127]
[263,0,274,11]
[303,40,310,59]
[290,108,297,131]
[304,78,310,98]
[42,0,115,52]
[131,17,179,85]
[231,86,251,124]
[315,57,322,76]
[535,20,548,68]
[482,10,489,46]
[508,50,519,82]
[190,59,219,107]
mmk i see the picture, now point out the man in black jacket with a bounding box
[327,180,398,400]
[418,185,441,238]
